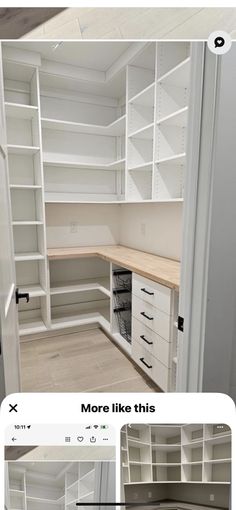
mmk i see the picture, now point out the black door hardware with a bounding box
[140,311,153,321]
[141,287,154,296]
[178,315,184,332]
[140,357,152,369]
[140,334,153,345]
[15,288,29,305]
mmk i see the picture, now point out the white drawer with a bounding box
[132,273,171,314]
[132,316,170,367]
[132,340,170,391]
[132,294,171,341]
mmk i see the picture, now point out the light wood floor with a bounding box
[23,8,236,40]
[20,328,158,392]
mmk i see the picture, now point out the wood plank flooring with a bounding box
[20,328,158,393]
[21,8,236,40]
[0,8,64,38]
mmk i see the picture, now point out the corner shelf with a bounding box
[41,114,126,137]
[121,424,231,485]
[43,157,125,171]
[50,278,110,298]
[19,318,47,336]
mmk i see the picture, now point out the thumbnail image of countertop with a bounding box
[130,502,226,510]
[47,245,180,290]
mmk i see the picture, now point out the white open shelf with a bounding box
[41,114,126,136]
[157,107,188,127]
[19,317,47,336]
[129,82,155,106]
[10,184,42,189]
[51,311,110,331]
[12,221,43,226]
[7,145,40,155]
[14,252,45,261]
[128,123,154,140]
[155,153,186,166]
[122,424,231,485]
[50,277,110,298]
[18,284,46,297]
[43,157,125,171]
[128,161,153,172]
[157,57,191,87]
[5,102,38,119]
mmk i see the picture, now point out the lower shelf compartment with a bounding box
[19,318,47,336]
[51,305,110,331]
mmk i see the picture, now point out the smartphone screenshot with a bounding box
[4,422,116,510]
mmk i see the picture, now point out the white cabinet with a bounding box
[132,273,171,313]
[131,273,177,391]
[121,423,232,486]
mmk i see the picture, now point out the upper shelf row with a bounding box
[3,41,191,203]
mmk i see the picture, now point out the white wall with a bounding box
[119,203,182,261]
[168,483,229,508]
[46,204,120,248]
[46,202,183,261]
[124,483,229,508]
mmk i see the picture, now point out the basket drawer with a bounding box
[132,294,171,341]
[132,316,170,367]
[132,273,171,314]
[132,340,170,392]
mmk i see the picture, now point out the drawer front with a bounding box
[132,316,170,367]
[132,273,171,314]
[132,341,170,391]
[132,294,170,341]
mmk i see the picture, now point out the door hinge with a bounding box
[178,315,184,332]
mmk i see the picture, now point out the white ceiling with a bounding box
[4,41,132,72]
[9,460,69,476]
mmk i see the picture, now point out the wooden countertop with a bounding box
[47,245,180,290]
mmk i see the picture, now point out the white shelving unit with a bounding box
[7,461,112,510]
[2,42,183,368]
[3,57,49,336]
[121,423,231,485]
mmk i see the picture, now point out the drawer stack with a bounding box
[131,273,173,391]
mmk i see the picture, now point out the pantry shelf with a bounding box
[41,114,126,136]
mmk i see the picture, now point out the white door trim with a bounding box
[4,283,15,318]
[177,43,219,392]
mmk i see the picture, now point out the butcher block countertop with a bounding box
[47,245,180,290]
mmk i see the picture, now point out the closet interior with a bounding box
[121,424,232,485]
[7,461,115,510]
[1,40,191,392]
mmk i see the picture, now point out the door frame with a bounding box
[0,42,21,399]
[177,43,219,392]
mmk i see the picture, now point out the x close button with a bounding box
[9,404,18,413]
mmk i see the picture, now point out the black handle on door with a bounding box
[141,287,154,296]
[140,357,152,369]
[15,288,29,305]
[140,311,154,321]
[140,334,153,345]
